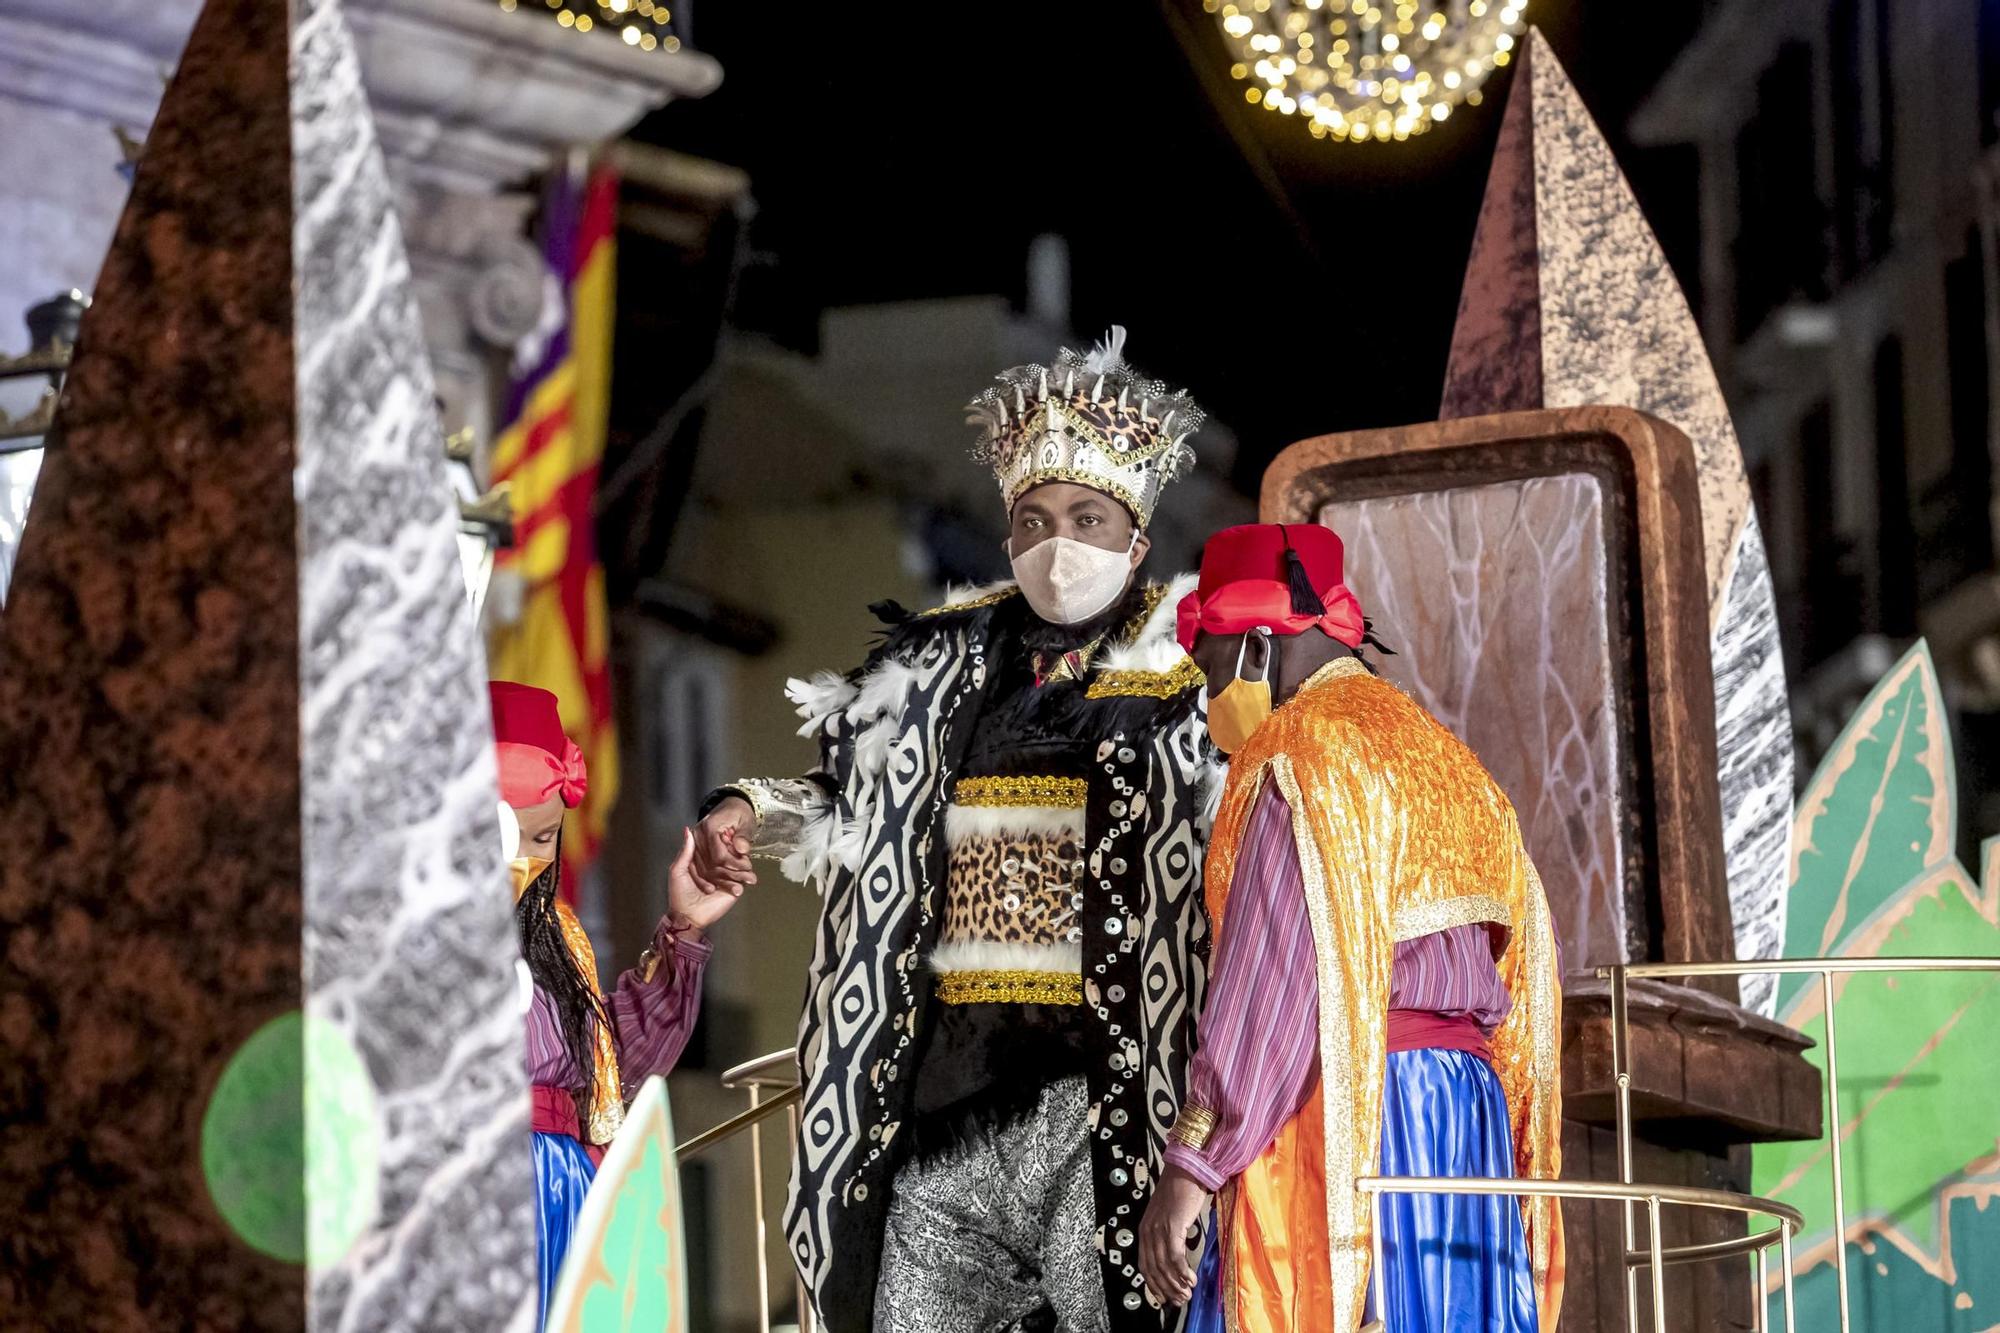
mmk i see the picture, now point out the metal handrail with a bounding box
[1357,1175,1801,1333]
[677,1084,801,1160]
[1611,956,2000,977]
[683,959,1996,1331]
[673,1048,811,1333]
[1598,955,2000,1333]
[1620,1225,1782,1270]
[722,1047,801,1089]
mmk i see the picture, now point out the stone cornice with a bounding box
[0,0,721,193]
[0,13,173,128]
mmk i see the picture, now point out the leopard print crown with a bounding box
[965,326,1204,527]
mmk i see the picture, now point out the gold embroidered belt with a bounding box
[934,968,1082,1006]
[952,775,1088,809]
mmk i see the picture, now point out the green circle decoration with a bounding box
[303,1012,380,1267]
[201,1010,380,1267]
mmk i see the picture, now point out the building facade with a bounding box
[0,0,721,598]
[1633,0,2000,845]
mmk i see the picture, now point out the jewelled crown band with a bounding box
[966,326,1205,528]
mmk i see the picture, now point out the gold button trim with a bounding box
[1086,654,1207,700]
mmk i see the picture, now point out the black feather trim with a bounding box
[904,1002,1095,1167]
[973,659,1203,749]
[858,584,1202,739]
[867,590,1019,663]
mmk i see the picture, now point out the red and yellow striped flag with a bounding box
[489,166,620,894]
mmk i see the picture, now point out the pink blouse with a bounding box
[525,923,711,1096]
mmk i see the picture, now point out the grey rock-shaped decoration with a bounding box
[0,0,533,1326]
[292,0,533,1325]
[1439,29,1793,1013]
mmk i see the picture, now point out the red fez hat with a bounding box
[1176,523,1366,653]
[490,682,589,810]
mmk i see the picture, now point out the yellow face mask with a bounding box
[509,855,554,902]
[1206,628,1276,756]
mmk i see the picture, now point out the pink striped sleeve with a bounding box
[1162,782,1319,1192]
[524,926,713,1095]
[606,925,712,1090]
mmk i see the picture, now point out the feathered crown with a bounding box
[966,326,1204,527]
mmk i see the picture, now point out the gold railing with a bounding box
[1358,1175,1805,1333]
[677,1048,810,1333]
[1600,956,2000,1333]
[687,957,1997,1331]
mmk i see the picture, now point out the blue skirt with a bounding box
[1370,1047,1539,1331]
[533,1129,598,1330]
[1186,1047,1538,1332]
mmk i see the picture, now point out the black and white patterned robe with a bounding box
[720,576,1223,1333]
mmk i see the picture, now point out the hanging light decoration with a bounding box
[1207,0,1527,143]
[489,0,683,53]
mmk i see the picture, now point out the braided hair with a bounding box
[515,833,610,1125]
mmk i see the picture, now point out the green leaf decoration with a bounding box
[547,1076,687,1333]
[1754,641,2000,1328]
[1779,643,1954,1013]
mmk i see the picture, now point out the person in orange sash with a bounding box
[1135,524,1563,1332]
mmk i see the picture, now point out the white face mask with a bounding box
[1009,532,1138,625]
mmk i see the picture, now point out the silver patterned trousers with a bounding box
[874,1076,1110,1333]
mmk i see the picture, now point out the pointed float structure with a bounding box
[1439,30,1794,1013]
[0,0,531,1326]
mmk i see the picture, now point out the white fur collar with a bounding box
[1096,571,1198,676]
[942,578,1020,607]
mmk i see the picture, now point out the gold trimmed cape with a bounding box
[555,899,625,1145]
[1204,657,1564,1331]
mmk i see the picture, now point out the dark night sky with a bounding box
[634,1,1708,489]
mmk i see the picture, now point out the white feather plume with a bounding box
[788,671,858,736]
[1083,324,1129,374]
[781,802,845,892]
[855,716,898,778]
[847,657,920,726]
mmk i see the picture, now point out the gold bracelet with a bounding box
[1170,1103,1219,1151]
[720,783,767,832]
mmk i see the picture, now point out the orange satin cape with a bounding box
[1204,656,1564,1331]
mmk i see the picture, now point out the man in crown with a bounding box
[692,329,1224,1333]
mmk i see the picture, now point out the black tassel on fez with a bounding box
[1282,526,1328,617]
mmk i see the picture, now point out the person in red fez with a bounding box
[1137,525,1564,1333]
[491,681,746,1328]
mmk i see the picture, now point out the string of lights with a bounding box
[1207,0,1527,143]
[491,0,683,53]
